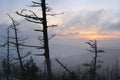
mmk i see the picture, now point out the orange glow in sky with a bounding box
[87,34,101,40]
[56,29,120,40]
[75,31,120,40]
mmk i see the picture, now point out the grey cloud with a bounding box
[60,9,120,32]
[112,21,120,29]
[107,21,120,31]
[61,9,105,29]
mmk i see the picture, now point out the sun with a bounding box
[57,28,120,40]
[78,30,103,40]
[87,34,101,40]
[77,30,111,40]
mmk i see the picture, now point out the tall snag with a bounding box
[16,0,61,79]
[84,40,104,80]
[8,14,25,80]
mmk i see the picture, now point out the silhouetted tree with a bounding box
[8,14,26,80]
[84,40,104,80]
[16,0,61,79]
[55,58,72,76]
[55,58,78,80]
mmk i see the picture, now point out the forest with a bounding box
[0,0,120,80]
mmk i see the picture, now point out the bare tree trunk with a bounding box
[13,21,25,80]
[16,0,53,79]
[8,15,25,80]
[41,0,52,79]
[55,58,72,76]
[93,40,97,80]
[86,40,104,80]
[6,27,10,80]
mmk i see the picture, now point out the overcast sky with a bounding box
[0,0,120,57]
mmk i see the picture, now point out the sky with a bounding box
[0,0,120,58]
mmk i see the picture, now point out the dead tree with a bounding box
[84,40,104,80]
[55,58,78,80]
[16,0,61,79]
[55,58,72,76]
[8,14,26,80]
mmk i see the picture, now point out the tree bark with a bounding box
[41,0,52,80]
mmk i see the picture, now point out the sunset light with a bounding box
[87,34,101,40]
[75,32,120,40]
[56,29,120,40]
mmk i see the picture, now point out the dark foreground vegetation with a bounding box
[0,57,120,80]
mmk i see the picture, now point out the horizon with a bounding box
[0,0,120,58]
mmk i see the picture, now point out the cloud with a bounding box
[105,20,120,31]
[54,9,120,40]
[1,9,120,41]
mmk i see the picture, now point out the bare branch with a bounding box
[87,49,94,53]
[19,44,44,49]
[47,12,64,16]
[48,34,55,40]
[32,1,41,4]
[29,1,41,7]
[33,53,44,56]
[34,29,43,32]
[86,42,95,48]
[97,50,105,53]
[22,51,32,58]
[16,11,43,21]
[9,41,44,49]
[55,58,72,76]
[25,18,42,24]
[47,24,58,28]
[46,7,52,12]
[7,14,14,22]
[0,43,7,48]
[38,36,44,42]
